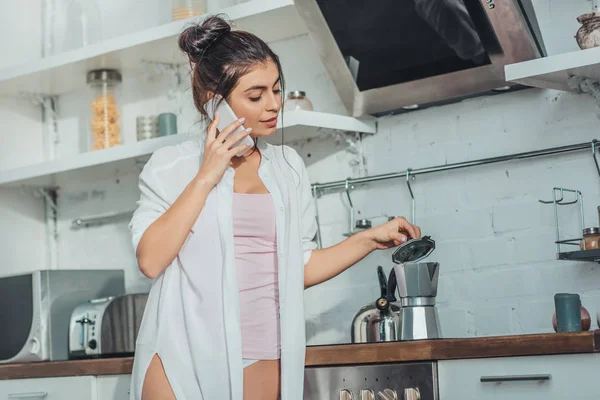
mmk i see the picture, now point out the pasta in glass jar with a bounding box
[87,69,122,151]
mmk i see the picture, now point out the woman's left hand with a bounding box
[365,217,422,250]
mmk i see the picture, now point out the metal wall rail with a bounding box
[311,140,600,194]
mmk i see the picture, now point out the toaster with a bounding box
[68,293,148,359]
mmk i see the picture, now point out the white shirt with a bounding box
[128,137,318,399]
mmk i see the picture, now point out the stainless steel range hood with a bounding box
[294,0,546,117]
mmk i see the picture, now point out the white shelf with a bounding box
[505,46,600,91]
[0,111,376,187]
[266,110,376,143]
[0,0,306,96]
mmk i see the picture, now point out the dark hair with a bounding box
[178,15,285,119]
[178,15,300,184]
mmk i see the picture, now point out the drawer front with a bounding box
[438,354,600,400]
[97,375,131,400]
[0,376,94,400]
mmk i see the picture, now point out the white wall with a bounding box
[1,0,599,343]
[0,1,47,274]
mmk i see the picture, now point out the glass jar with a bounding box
[172,0,206,21]
[64,0,103,51]
[580,227,600,250]
[87,69,122,151]
[136,116,158,141]
[283,91,314,112]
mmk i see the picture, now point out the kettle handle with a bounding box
[377,266,388,298]
[387,268,397,302]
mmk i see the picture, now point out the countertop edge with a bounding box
[1,331,599,380]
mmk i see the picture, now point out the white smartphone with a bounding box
[203,95,255,157]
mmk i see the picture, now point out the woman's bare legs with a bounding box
[141,354,176,400]
[243,360,281,400]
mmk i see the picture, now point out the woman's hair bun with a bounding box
[179,15,232,61]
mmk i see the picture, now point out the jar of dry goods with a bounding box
[87,69,122,151]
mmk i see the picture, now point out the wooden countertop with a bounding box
[1,331,599,380]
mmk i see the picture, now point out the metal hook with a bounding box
[311,184,323,249]
[406,169,416,224]
[592,139,600,179]
[344,179,354,208]
[344,178,355,235]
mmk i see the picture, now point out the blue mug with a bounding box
[158,113,177,136]
[554,293,582,333]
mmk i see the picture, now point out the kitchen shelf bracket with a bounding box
[567,76,600,109]
[18,92,60,161]
[34,187,58,212]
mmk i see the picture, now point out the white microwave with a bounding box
[0,269,125,363]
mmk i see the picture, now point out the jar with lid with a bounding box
[580,227,600,250]
[283,91,314,112]
[87,69,122,151]
[172,0,206,21]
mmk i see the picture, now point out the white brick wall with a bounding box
[300,88,600,344]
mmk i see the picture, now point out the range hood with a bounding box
[295,0,546,117]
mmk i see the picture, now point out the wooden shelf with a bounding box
[0,0,306,96]
[0,111,376,187]
[505,46,600,91]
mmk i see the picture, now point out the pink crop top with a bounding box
[232,192,280,360]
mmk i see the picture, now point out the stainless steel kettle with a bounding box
[351,266,402,343]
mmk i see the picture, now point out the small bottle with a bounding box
[283,91,314,112]
[580,227,600,250]
[172,0,206,21]
[87,69,122,151]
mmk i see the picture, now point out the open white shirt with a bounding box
[128,137,318,399]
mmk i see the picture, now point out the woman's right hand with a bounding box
[195,113,252,187]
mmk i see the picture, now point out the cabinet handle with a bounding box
[8,393,48,399]
[480,374,552,383]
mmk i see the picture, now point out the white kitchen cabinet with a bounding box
[96,375,131,400]
[0,376,94,400]
[438,353,600,400]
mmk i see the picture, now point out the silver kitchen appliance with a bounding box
[392,236,442,341]
[295,0,546,116]
[304,362,438,399]
[0,269,125,364]
[351,266,402,343]
[69,293,148,359]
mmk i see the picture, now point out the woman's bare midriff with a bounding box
[141,355,280,400]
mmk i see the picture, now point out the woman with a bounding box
[129,15,421,400]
